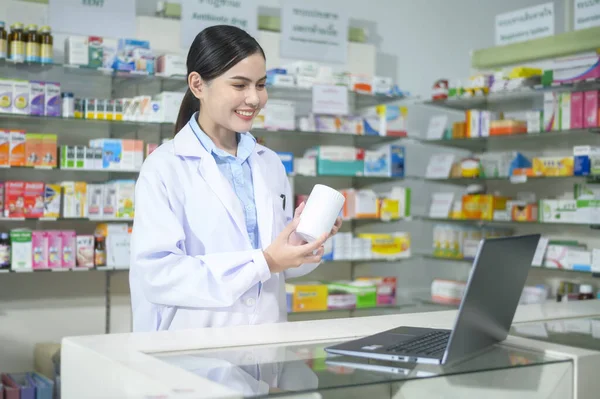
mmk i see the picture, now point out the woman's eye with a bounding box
[233,84,246,89]
[257,84,266,90]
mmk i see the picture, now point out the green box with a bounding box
[327,281,377,309]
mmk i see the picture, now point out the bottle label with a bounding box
[10,41,24,62]
[26,42,40,62]
[41,44,53,63]
[95,250,105,266]
[0,244,10,267]
[0,39,6,59]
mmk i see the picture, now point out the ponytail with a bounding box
[174,89,199,135]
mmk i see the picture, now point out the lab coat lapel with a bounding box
[250,148,273,249]
[173,125,249,244]
[197,156,250,245]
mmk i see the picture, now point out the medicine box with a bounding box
[46,230,62,268]
[356,276,397,305]
[9,130,25,167]
[43,184,61,218]
[0,79,12,114]
[76,235,95,268]
[543,92,558,131]
[29,81,45,116]
[574,146,600,176]
[156,54,186,77]
[560,93,571,130]
[32,230,48,269]
[364,145,405,177]
[5,181,25,218]
[317,146,365,176]
[24,181,45,219]
[115,180,135,219]
[12,80,30,115]
[571,92,584,129]
[0,129,8,166]
[41,134,57,168]
[276,152,294,175]
[113,39,151,72]
[584,90,599,128]
[357,233,411,259]
[61,230,76,268]
[285,283,328,313]
[377,105,408,137]
[538,199,579,224]
[103,183,117,218]
[327,281,377,309]
[10,229,32,271]
[526,111,542,133]
[25,133,42,167]
[87,184,104,218]
[65,36,89,66]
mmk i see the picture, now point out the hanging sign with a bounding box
[495,3,554,46]
[280,0,348,64]
[180,0,259,49]
[48,0,136,38]
[575,0,600,30]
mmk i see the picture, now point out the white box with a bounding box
[87,184,104,218]
[12,80,30,115]
[103,182,117,218]
[155,92,184,124]
[0,80,13,114]
[364,147,390,177]
[61,182,77,218]
[527,111,542,133]
[294,157,316,176]
[65,36,89,66]
[264,100,295,130]
[156,54,186,77]
[543,92,558,131]
[107,234,130,267]
[372,76,393,95]
[560,93,571,131]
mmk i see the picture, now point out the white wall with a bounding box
[0,0,576,373]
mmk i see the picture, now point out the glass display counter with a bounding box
[151,339,572,398]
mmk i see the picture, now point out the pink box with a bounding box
[584,91,599,128]
[46,230,62,268]
[32,231,48,269]
[571,92,584,129]
[61,230,76,268]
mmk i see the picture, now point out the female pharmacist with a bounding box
[129,25,342,333]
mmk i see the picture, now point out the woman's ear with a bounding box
[188,72,204,100]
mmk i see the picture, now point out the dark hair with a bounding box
[174,25,266,134]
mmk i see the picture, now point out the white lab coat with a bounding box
[129,124,320,332]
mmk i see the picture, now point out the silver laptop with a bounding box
[324,234,541,366]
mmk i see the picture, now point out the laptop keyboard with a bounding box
[387,331,451,356]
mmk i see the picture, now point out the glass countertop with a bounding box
[511,316,600,351]
[149,337,570,398]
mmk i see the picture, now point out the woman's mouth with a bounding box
[234,109,255,121]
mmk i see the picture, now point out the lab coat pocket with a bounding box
[272,195,288,234]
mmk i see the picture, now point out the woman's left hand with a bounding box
[329,216,343,238]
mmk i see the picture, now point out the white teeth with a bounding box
[236,110,254,117]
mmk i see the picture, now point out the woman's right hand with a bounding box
[263,218,327,274]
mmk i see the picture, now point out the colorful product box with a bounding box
[376,105,408,137]
[560,93,571,131]
[584,91,599,128]
[364,145,405,177]
[44,82,61,117]
[5,181,25,218]
[76,235,95,268]
[10,229,32,270]
[41,134,57,168]
[115,180,135,218]
[276,152,294,175]
[357,233,411,259]
[573,146,600,176]
[511,203,538,222]
[43,184,61,218]
[462,195,508,220]
[538,200,579,224]
[46,230,62,268]
[24,182,45,218]
[25,134,42,167]
[29,81,45,116]
[0,129,9,166]
[571,92,584,129]
[9,130,25,166]
[317,146,365,176]
[286,283,328,313]
[32,231,48,269]
[327,281,377,309]
[0,79,12,114]
[87,184,104,218]
[12,80,30,115]
[356,277,397,305]
[543,92,558,131]
[532,157,574,177]
[61,230,76,268]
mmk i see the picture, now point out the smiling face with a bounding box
[190,52,268,134]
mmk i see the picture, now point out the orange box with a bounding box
[24,181,45,218]
[0,129,9,166]
[25,133,43,167]
[9,130,26,167]
[512,168,534,176]
[462,195,508,220]
[512,203,538,222]
[41,134,57,168]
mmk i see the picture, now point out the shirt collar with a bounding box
[188,112,256,162]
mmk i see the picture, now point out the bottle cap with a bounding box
[61,92,74,98]
[580,284,593,294]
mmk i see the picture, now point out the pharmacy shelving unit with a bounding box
[0,61,420,332]
[418,78,600,296]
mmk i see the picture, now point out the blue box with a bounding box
[574,146,595,176]
[364,145,405,177]
[317,146,364,176]
[390,145,405,177]
[113,39,151,72]
[277,152,294,175]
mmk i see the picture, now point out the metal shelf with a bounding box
[419,216,598,228]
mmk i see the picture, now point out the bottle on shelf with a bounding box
[0,21,7,60]
[578,284,595,300]
[94,235,106,267]
[39,25,53,64]
[8,22,25,63]
[25,24,40,63]
[0,232,10,269]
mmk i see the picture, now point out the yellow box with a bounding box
[462,195,508,220]
[532,157,574,177]
[378,198,400,220]
[286,283,328,313]
[358,233,411,259]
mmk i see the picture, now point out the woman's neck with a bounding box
[197,113,237,156]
